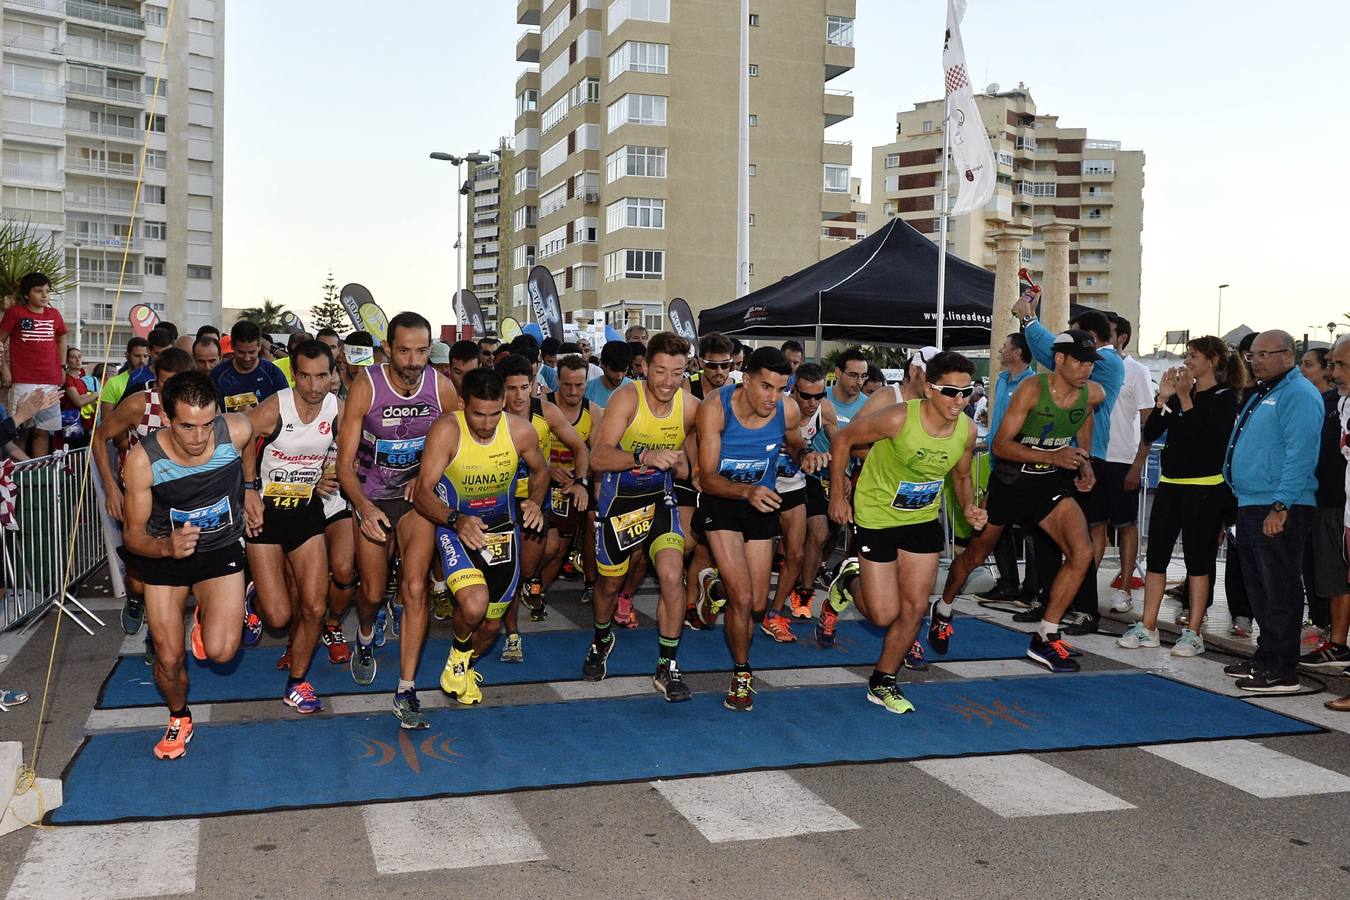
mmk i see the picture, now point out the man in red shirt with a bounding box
[0,272,67,457]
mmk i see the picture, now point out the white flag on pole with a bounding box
[943,0,995,217]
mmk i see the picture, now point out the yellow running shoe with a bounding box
[440,646,474,699]
[456,668,484,706]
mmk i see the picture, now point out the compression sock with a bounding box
[453,632,473,653]
[658,634,680,665]
[869,670,897,689]
[594,619,613,646]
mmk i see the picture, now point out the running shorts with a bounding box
[805,477,829,518]
[246,501,327,553]
[851,520,944,562]
[595,494,684,577]
[436,523,520,620]
[119,538,245,588]
[778,486,806,513]
[698,493,778,541]
[985,471,1076,530]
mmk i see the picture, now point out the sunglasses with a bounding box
[701,359,732,370]
[932,385,976,399]
[796,390,827,401]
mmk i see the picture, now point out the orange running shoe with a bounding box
[276,641,293,671]
[154,715,194,759]
[759,612,797,643]
[789,587,813,619]
[190,608,206,661]
[615,592,638,628]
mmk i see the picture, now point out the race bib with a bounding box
[224,392,258,413]
[550,486,572,518]
[612,502,656,551]
[891,479,943,511]
[1020,446,1059,475]
[718,457,770,485]
[481,530,514,566]
[262,480,315,509]
[375,436,424,471]
[777,454,801,479]
[170,495,233,533]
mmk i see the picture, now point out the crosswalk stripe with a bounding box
[550,676,653,700]
[912,754,1136,818]
[933,659,1050,679]
[85,705,213,732]
[7,820,201,899]
[1142,739,1350,798]
[361,796,547,873]
[756,666,866,687]
[652,771,859,843]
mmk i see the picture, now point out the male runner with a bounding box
[697,347,820,710]
[337,312,458,693]
[412,367,549,706]
[827,351,982,713]
[680,333,737,626]
[192,335,221,374]
[118,370,252,758]
[211,320,290,414]
[241,340,340,716]
[933,331,1104,672]
[447,340,480,394]
[584,332,699,700]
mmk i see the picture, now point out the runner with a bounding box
[211,320,290,414]
[192,335,221,374]
[241,340,340,716]
[337,330,376,399]
[412,367,549,706]
[827,352,982,713]
[933,331,1104,672]
[680,333,736,628]
[336,312,458,699]
[117,370,253,758]
[697,347,819,711]
[447,340,480,394]
[584,332,699,700]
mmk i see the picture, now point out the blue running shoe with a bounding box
[351,640,377,685]
[1027,633,1081,673]
[904,640,928,671]
[120,594,145,635]
[393,689,428,729]
[373,605,387,648]
[242,581,263,647]
[387,600,402,639]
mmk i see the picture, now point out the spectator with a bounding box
[0,385,62,461]
[1299,340,1350,666]
[0,272,67,457]
[477,336,500,368]
[1300,347,1331,392]
[428,340,452,380]
[584,340,633,408]
[625,323,648,344]
[1324,335,1350,712]
[628,341,648,380]
[1103,315,1155,613]
[60,347,100,448]
[1222,329,1322,693]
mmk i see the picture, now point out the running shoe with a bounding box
[430,583,453,621]
[440,646,480,703]
[276,641,293,671]
[520,577,545,614]
[815,604,839,648]
[789,587,813,620]
[284,681,323,714]
[560,552,581,579]
[975,584,1016,603]
[580,583,594,605]
[387,600,403,639]
[153,715,193,760]
[143,633,155,667]
[653,659,691,702]
[615,592,638,628]
[321,621,351,665]
[684,603,709,631]
[1175,609,1205,629]
[242,582,262,647]
[373,605,388,648]
[928,601,954,655]
[1171,628,1205,657]
[1011,603,1046,623]
[383,571,398,604]
[1224,660,1255,679]
[393,689,429,729]
[1027,633,1080,673]
[1108,589,1133,614]
[1116,622,1160,649]
[867,680,914,715]
[1235,671,1300,694]
[120,594,145,635]
[904,641,928,671]
[190,607,206,661]
[1060,611,1098,636]
[724,671,755,712]
[529,600,548,623]
[760,611,796,643]
[826,557,859,614]
[694,568,727,626]
[500,633,524,663]
[1299,639,1350,669]
[350,640,377,686]
[1229,616,1253,638]
[582,637,615,682]
[1300,622,1326,654]
[0,689,29,711]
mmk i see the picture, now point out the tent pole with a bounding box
[814,292,823,362]
[735,0,751,298]
[935,95,951,349]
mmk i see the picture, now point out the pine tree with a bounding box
[310,270,349,333]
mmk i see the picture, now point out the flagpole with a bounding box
[935,95,951,350]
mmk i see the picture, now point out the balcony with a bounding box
[1082,190,1114,205]
[3,0,64,17]
[67,80,144,106]
[2,162,61,186]
[77,269,143,287]
[825,0,856,16]
[824,89,853,127]
[66,157,138,178]
[2,118,65,144]
[4,208,63,226]
[66,119,140,141]
[68,233,141,251]
[517,0,540,25]
[516,30,540,64]
[65,41,143,69]
[821,190,851,220]
[516,68,539,98]
[65,1,144,31]
[1082,168,1115,181]
[1,32,64,58]
[822,139,851,166]
[65,192,134,213]
[824,41,854,82]
[3,77,64,100]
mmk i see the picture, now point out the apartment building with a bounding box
[870,84,1144,331]
[1,0,224,360]
[462,138,514,334]
[510,0,856,332]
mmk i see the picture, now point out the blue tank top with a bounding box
[716,386,784,488]
[812,385,868,454]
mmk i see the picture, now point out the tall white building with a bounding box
[1,0,225,360]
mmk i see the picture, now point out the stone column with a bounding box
[988,222,1032,381]
[1041,220,1075,333]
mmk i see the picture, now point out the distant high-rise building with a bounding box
[871,84,1144,332]
[462,138,513,334]
[1,0,225,359]
[509,0,857,332]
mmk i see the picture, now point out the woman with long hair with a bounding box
[1118,335,1242,656]
[1301,347,1331,393]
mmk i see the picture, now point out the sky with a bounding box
[223,0,1350,351]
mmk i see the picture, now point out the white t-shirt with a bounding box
[1106,354,1154,464]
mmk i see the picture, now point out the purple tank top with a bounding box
[356,365,442,500]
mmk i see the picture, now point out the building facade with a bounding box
[510,0,856,332]
[1,0,224,360]
[870,84,1144,332]
[462,138,514,334]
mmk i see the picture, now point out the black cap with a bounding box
[1051,329,1102,363]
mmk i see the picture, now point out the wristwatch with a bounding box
[445,509,460,528]
[1271,501,1288,513]
[244,479,260,491]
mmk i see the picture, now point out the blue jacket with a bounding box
[988,365,1035,464]
[1025,320,1123,460]
[1223,367,1323,508]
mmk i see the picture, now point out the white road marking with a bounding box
[756,666,866,687]
[550,676,653,700]
[1142,739,1350,798]
[912,754,1136,818]
[362,796,546,873]
[653,771,859,843]
[7,820,200,899]
[933,659,1052,679]
[85,705,212,731]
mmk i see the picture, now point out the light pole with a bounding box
[1217,283,1229,336]
[429,151,491,303]
[73,240,82,350]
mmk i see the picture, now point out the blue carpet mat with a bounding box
[96,617,1029,709]
[57,672,1319,824]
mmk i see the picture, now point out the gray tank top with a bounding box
[141,416,245,553]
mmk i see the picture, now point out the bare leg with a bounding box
[1037,501,1094,627]
[325,515,356,621]
[285,535,329,681]
[145,585,190,710]
[771,505,806,612]
[396,513,434,682]
[940,524,1005,605]
[707,532,772,665]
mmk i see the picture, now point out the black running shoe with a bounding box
[1223,660,1254,679]
[928,601,953,656]
[1011,604,1046,623]
[1235,671,1300,694]
[653,659,691,702]
[582,637,614,682]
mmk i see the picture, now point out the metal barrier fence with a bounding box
[0,447,107,634]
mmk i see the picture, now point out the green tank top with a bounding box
[1003,374,1089,476]
[855,399,969,529]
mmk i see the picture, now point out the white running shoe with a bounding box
[1171,628,1205,657]
[1116,622,1160,649]
[1108,589,1133,614]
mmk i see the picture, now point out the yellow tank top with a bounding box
[443,411,518,523]
[516,397,550,498]
[548,398,593,471]
[620,384,685,455]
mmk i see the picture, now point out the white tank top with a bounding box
[775,406,821,493]
[259,389,339,511]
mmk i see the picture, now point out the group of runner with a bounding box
[95,307,1125,758]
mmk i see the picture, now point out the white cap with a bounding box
[910,346,941,371]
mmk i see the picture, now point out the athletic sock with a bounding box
[751,609,766,625]
[935,599,954,617]
[1036,620,1056,640]
[733,662,751,676]
[358,626,374,646]
[431,579,446,593]
[594,620,613,646]
[170,705,190,720]
[286,676,304,691]
[397,679,415,693]
[868,670,897,689]
[452,632,473,653]
[658,634,680,665]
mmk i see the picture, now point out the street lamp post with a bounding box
[73,240,83,350]
[1217,283,1229,336]
[429,151,491,306]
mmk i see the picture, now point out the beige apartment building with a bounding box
[870,84,1144,333]
[1,0,225,361]
[463,139,515,334]
[509,0,857,333]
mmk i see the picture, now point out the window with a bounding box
[542,8,569,49]
[856,212,867,223]
[604,249,664,281]
[826,15,854,47]
[748,64,758,76]
[145,76,166,99]
[144,113,166,133]
[146,5,167,25]
[605,145,666,182]
[514,167,539,193]
[885,153,900,168]
[748,114,757,126]
[749,13,759,26]
[569,76,600,106]
[856,230,867,239]
[996,150,1014,167]
[189,17,214,35]
[540,137,568,176]
[186,265,212,279]
[573,264,598,291]
[188,229,211,245]
[541,95,569,133]
[576,122,600,151]
[607,0,669,33]
[607,93,667,131]
[188,193,213,209]
[748,213,755,225]
[144,220,166,240]
[1015,136,1037,152]
[573,216,598,242]
[608,41,669,80]
[513,206,538,230]
[883,200,897,216]
[883,175,899,192]
[144,185,166,205]
[143,257,165,276]
[1084,160,1115,176]
[823,165,849,192]
[539,224,568,259]
[540,183,568,217]
[922,120,934,132]
[541,53,569,94]
[145,149,167,170]
[512,244,536,270]
[1087,208,1103,219]
[516,88,538,116]
[605,197,665,233]
[748,163,757,176]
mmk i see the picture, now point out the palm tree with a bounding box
[0,217,75,308]
[239,299,289,333]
